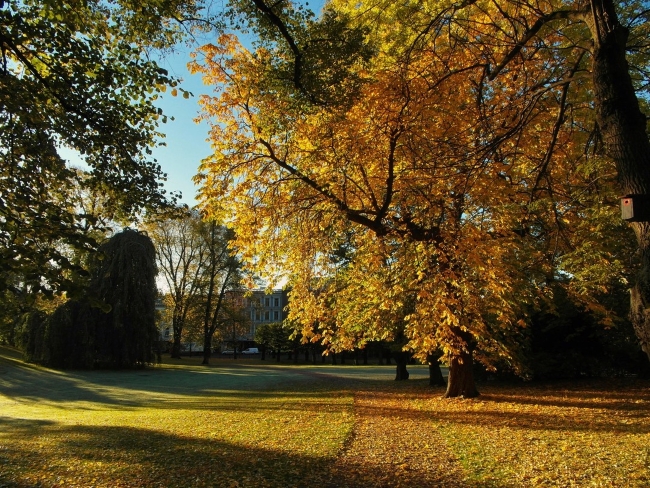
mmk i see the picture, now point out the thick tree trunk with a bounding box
[590,0,650,360]
[427,352,446,387]
[445,349,479,398]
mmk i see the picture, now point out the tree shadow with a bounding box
[345,379,650,435]
[0,419,466,488]
[0,347,430,410]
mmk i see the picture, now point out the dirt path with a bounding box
[325,385,468,487]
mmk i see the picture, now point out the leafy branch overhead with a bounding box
[0,0,214,295]
[226,0,374,107]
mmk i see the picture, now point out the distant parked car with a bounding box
[221,349,234,354]
[242,348,259,354]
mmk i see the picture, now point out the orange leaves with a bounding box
[427,380,650,486]
[189,0,629,379]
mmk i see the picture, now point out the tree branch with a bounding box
[250,0,323,105]
[488,8,588,81]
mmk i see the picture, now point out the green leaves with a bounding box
[0,0,203,295]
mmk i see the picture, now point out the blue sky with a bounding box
[152,1,327,207]
[153,47,213,207]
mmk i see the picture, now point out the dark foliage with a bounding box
[21,229,158,369]
[526,286,643,380]
[89,229,158,368]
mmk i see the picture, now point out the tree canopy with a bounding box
[192,0,646,396]
[21,228,159,368]
[0,0,213,296]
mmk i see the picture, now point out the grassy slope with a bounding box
[0,348,357,487]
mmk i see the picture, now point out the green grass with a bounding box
[0,348,362,487]
[2,346,650,487]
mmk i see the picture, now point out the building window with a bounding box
[265,297,270,307]
[265,311,270,321]
[274,297,279,307]
[274,310,279,320]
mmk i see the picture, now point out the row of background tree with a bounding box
[252,283,649,382]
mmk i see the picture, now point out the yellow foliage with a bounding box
[191,0,630,372]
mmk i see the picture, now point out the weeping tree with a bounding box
[20,228,158,368]
[89,228,159,368]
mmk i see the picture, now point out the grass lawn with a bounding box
[1,346,649,487]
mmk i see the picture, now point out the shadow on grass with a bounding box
[0,346,429,409]
[347,379,650,435]
[0,418,464,488]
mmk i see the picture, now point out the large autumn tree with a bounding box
[193,0,643,396]
[0,0,215,297]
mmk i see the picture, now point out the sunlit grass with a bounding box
[0,350,355,487]
[2,347,649,487]
[417,382,650,487]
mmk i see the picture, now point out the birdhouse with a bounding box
[621,195,650,222]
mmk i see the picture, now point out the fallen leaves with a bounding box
[1,354,649,487]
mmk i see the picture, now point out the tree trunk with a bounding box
[445,349,479,398]
[171,325,182,359]
[590,0,650,360]
[201,330,212,365]
[393,352,410,380]
[427,352,446,387]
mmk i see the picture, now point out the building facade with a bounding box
[244,289,290,341]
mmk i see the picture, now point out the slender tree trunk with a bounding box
[201,330,212,365]
[427,352,446,387]
[590,0,650,360]
[171,316,182,359]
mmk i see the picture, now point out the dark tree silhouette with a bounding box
[89,229,159,368]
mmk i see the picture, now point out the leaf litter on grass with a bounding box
[1,348,649,487]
